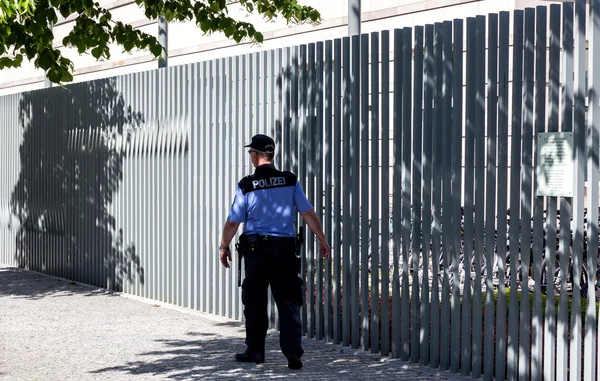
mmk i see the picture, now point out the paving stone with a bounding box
[0,265,470,381]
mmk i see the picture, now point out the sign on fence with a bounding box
[536,131,574,197]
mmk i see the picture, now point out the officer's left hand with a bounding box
[220,248,231,268]
[319,240,331,261]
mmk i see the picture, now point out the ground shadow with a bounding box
[0,266,122,300]
[89,331,416,381]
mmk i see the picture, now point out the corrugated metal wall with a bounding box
[2,2,600,380]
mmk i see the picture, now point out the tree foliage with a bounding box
[0,0,320,83]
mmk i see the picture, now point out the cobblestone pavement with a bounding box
[0,265,470,381]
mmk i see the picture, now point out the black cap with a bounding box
[244,134,275,153]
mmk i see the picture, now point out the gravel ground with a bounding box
[0,265,470,381]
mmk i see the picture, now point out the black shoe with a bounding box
[287,354,302,370]
[235,351,265,364]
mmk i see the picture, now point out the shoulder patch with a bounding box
[238,175,255,194]
[282,171,297,185]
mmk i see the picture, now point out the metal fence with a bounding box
[2,1,600,380]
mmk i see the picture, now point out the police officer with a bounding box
[219,134,330,370]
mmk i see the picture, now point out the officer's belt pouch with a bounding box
[244,234,259,252]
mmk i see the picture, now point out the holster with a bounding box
[295,226,304,274]
[236,233,259,287]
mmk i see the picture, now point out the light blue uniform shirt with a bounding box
[227,165,313,237]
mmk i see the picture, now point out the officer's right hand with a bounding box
[220,247,231,268]
[319,240,331,261]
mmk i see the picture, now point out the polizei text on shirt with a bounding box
[253,177,286,189]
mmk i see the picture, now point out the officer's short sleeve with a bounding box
[294,181,313,213]
[227,186,247,223]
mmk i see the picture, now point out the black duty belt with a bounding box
[247,234,295,242]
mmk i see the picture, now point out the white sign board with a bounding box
[536,132,574,197]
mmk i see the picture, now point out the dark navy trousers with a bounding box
[241,236,304,359]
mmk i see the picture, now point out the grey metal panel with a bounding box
[237,54,245,319]
[204,63,211,311]
[225,57,233,318]
[508,10,524,381]
[333,38,342,346]
[439,20,452,371]
[586,2,600,381]
[462,17,476,376]
[232,55,241,320]
[558,3,573,379]
[484,12,498,381]
[544,7,560,381]
[201,60,208,312]
[400,27,412,362]
[519,9,534,381]
[411,25,423,364]
[283,47,291,171]
[291,46,299,176]
[307,42,315,339]
[422,23,434,367]
[263,50,268,134]
[255,52,260,134]
[141,72,149,299]
[360,33,370,352]
[218,58,226,316]
[350,34,360,350]
[315,41,324,341]
[342,36,351,348]
[431,22,442,369]
[185,66,192,309]
[266,50,275,326]
[571,1,586,379]
[392,27,403,360]
[211,59,217,314]
[168,67,176,306]
[450,19,463,373]
[147,72,155,302]
[190,63,198,311]
[274,48,282,170]
[248,53,254,136]
[531,7,546,381]
[299,43,307,336]
[380,30,390,358]
[324,39,333,344]
[158,69,166,303]
[369,31,380,355]
[472,15,486,379]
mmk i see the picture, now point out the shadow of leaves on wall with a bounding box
[10,78,145,291]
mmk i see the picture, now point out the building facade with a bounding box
[0,0,566,96]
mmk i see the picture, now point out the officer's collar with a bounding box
[255,164,276,171]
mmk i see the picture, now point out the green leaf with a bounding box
[38,51,53,70]
[59,6,70,18]
[13,53,22,66]
[149,43,162,57]
[61,70,73,82]
[209,1,220,13]
[91,46,102,59]
[199,21,210,32]
[223,26,234,37]
[47,67,62,83]
[308,9,320,22]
